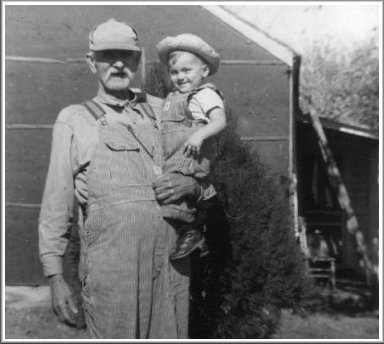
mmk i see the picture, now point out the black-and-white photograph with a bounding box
[2,1,381,341]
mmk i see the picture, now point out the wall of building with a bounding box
[296,122,379,275]
[332,132,379,274]
[5,5,291,285]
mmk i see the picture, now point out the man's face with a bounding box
[88,50,141,96]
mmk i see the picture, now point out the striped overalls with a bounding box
[78,98,190,338]
[160,85,218,223]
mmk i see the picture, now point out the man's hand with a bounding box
[152,173,201,205]
[48,274,78,326]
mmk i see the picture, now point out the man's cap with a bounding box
[89,18,141,52]
[156,33,220,75]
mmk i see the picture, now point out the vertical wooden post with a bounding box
[289,56,301,240]
[140,47,146,92]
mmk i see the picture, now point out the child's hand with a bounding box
[184,133,204,158]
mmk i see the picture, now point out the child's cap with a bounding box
[156,33,220,75]
[89,18,141,52]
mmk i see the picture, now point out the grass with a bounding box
[4,305,379,340]
[272,309,379,340]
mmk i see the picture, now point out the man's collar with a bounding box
[96,88,138,108]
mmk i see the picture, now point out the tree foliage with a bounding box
[300,37,379,131]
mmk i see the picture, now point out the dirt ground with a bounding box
[4,306,379,340]
[3,285,379,340]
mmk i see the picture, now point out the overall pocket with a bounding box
[161,119,196,160]
[105,139,148,187]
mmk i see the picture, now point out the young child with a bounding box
[156,33,227,260]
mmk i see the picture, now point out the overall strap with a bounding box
[82,99,107,124]
[135,93,162,129]
[137,102,157,120]
[72,98,110,232]
[70,99,106,243]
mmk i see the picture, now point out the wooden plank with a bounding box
[5,207,46,285]
[241,136,289,142]
[6,124,53,130]
[5,55,66,64]
[5,130,51,205]
[146,59,286,66]
[141,48,146,92]
[305,210,341,215]
[5,203,41,208]
[5,5,281,61]
[5,62,94,125]
[6,55,285,66]
[211,64,290,138]
[221,60,286,66]
[244,140,289,175]
[306,222,343,227]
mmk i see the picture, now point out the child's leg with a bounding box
[170,209,209,260]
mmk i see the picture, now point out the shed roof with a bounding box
[297,113,379,141]
[202,5,297,66]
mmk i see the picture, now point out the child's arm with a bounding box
[184,107,226,157]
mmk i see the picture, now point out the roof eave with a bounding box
[202,5,298,67]
[297,113,379,140]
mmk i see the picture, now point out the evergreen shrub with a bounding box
[189,111,315,339]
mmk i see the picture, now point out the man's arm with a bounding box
[152,173,216,205]
[38,118,78,325]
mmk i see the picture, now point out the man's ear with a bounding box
[131,51,142,73]
[86,52,97,74]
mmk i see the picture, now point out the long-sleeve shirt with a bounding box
[38,89,216,277]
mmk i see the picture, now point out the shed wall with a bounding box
[332,132,379,273]
[5,5,291,284]
[296,122,379,274]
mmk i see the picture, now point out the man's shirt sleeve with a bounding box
[38,116,75,277]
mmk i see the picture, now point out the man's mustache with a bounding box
[105,69,135,79]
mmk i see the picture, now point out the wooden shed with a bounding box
[4,5,298,285]
[5,4,377,286]
[296,116,379,278]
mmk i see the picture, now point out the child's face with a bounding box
[168,51,209,93]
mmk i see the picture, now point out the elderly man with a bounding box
[38,18,214,339]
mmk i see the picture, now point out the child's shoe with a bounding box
[170,229,204,260]
[199,240,210,258]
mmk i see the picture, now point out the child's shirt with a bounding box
[188,87,225,123]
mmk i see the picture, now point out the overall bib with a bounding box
[161,85,219,223]
[78,101,190,339]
